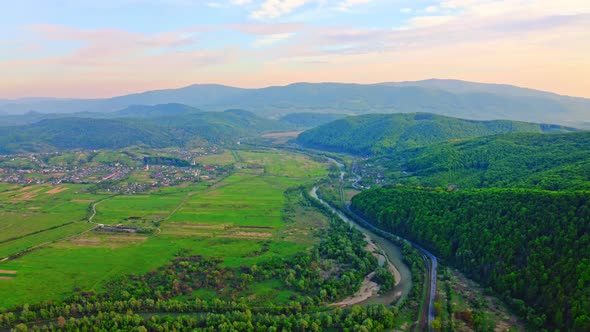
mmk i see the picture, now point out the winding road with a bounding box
[326,157,438,331]
[346,205,438,331]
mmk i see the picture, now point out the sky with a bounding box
[1,0,589,99]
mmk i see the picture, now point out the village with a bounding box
[0,148,227,193]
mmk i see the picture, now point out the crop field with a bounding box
[0,150,329,308]
[236,150,328,177]
[92,191,189,225]
[0,184,108,257]
[193,150,237,165]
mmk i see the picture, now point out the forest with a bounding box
[351,186,590,330]
[296,112,576,155]
[364,131,590,190]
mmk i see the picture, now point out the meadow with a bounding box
[0,149,329,308]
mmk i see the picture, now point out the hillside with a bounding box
[367,131,590,190]
[279,112,348,128]
[351,186,590,330]
[296,113,576,155]
[0,110,292,153]
[114,103,201,118]
[1,80,589,126]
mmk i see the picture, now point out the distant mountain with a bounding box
[1,80,589,126]
[382,79,570,98]
[296,113,578,155]
[279,112,349,128]
[0,103,201,126]
[0,110,292,153]
[115,103,201,118]
[0,84,247,114]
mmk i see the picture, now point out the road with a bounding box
[329,157,437,331]
[345,206,437,331]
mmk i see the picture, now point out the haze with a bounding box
[1,0,589,99]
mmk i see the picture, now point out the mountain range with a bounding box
[1,79,589,127]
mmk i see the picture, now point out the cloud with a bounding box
[253,33,295,47]
[407,15,454,28]
[251,0,309,19]
[337,0,371,11]
[229,22,303,35]
[424,5,438,13]
[231,0,252,4]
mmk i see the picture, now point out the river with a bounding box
[310,187,412,306]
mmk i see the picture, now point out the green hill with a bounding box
[296,113,576,155]
[375,131,590,190]
[0,110,292,153]
[351,186,590,330]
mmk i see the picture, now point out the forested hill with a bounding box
[0,110,292,153]
[377,131,590,190]
[296,113,577,155]
[351,186,590,331]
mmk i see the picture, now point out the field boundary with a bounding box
[0,221,76,245]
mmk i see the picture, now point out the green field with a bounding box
[0,150,329,308]
[236,150,328,177]
[193,150,237,165]
[0,184,108,257]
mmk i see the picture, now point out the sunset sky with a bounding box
[1,0,589,99]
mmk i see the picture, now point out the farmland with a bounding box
[0,149,330,308]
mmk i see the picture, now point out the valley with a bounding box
[0,110,588,331]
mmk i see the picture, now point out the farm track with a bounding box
[0,196,118,262]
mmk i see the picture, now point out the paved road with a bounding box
[324,156,438,330]
[345,205,437,332]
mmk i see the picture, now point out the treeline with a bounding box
[143,156,190,167]
[351,186,590,330]
[1,300,394,332]
[296,112,575,155]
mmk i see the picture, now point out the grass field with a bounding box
[236,150,327,177]
[193,150,237,165]
[0,184,108,257]
[0,150,329,308]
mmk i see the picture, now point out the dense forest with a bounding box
[351,186,590,330]
[297,113,576,155]
[366,131,590,190]
[0,109,292,153]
